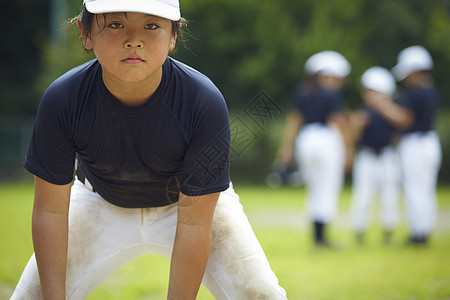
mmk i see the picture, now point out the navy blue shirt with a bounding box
[292,84,342,124]
[359,107,397,152]
[24,58,231,208]
[400,86,439,133]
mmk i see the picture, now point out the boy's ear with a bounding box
[169,33,177,52]
[77,19,93,50]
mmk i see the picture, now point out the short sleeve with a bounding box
[180,90,231,196]
[23,85,76,185]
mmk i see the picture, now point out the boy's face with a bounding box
[317,74,344,92]
[80,12,176,85]
[362,88,390,105]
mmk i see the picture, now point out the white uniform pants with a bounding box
[350,147,400,232]
[295,123,345,223]
[11,180,287,300]
[398,131,442,237]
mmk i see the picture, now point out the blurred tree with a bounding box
[173,0,450,110]
[36,0,96,100]
[0,0,50,116]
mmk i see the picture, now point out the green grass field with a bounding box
[1,182,449,299]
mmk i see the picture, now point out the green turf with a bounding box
[1,182,449,299]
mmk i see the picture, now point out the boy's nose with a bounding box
[124,37,144,49]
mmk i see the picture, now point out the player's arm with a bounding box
[276,110,303,166]
[328,111,354,172]
[32,176,71,300]
[348,109,369,142]
[363,90,414,129]
[167,191,219,300]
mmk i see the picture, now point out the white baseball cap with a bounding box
[304,50,351,78]
[392,45,433,81]
[83,0,181,21]
[361,66,396,95]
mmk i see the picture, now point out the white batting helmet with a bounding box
[304,50,351,78]
[83,0,181,21]
[361,66,396,95]
[392,45,433,81]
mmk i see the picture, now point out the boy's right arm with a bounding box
[363,91,413,130]
[32,176,72,300]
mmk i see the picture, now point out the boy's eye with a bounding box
[145,24,158,30]
[109,22,123,29]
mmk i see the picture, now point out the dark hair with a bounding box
[73,7,186,51]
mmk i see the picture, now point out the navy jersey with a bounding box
[400,86,439,133]
[292,84,342,124]
[359,107,397,152]
[24,58,231,208]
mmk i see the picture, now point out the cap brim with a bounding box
[85,0,181,21]
[392,64,410,81]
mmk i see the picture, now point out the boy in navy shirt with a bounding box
[349,66,400,245]
[11,1,287,299]
[364,46,442,246]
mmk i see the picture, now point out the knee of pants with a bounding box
[203,270,287,300]
[206,190,287,300]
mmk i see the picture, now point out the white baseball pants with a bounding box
[10,180,287,300]
[350,147,400,232]
[295,123,345,223]
[397,131,442,237]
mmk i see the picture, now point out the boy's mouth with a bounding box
[122,56,144,64]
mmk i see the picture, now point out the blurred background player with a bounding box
[364,46,442,246]
[349,66,400,245]
[275,50,353,248]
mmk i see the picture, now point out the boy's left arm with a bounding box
[167,191,220,300]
